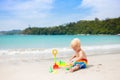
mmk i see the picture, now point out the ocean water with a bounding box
[0,35,120,49]
[0,35,120,61]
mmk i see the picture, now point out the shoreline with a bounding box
[0,48,120,63]
[0,44,120,55]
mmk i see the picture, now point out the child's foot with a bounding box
[69,69,74,72]
[69,65,80,72]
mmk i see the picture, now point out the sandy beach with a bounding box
[0,52,120,80]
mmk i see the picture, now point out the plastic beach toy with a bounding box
[53,63,59,69]
[49,49,73,73]
[52,49,59,69]
[52,49,58,62]
[49,66,53,73]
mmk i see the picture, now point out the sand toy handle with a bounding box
[52,49,58,62]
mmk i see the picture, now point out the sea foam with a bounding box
[0,44,120,56]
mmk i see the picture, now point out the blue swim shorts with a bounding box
[73,62,87,69]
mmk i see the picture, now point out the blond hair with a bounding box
[71,38,81,47]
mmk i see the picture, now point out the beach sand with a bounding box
[0,53,120,80]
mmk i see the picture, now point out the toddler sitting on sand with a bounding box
[68,38,88,72]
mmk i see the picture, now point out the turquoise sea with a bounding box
[0,35,120,49]
[0,35,120,60]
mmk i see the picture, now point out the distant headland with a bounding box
[0,17,120,35]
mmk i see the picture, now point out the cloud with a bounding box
[1,0,53,18]
[0,0,120,31]
[0,0,54,30]
[79,0,120,20]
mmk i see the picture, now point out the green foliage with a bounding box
[22,17,120,35]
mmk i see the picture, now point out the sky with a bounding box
[0,0,120,31]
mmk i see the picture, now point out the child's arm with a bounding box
[75,51,84,61]
[69,53,76,62]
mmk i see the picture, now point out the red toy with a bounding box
[53,63,59,69]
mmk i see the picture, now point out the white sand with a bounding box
[0,53,120,80]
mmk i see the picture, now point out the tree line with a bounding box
[22,17,120,35]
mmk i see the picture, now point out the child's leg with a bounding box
[69,64,80,72]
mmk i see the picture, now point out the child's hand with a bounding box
[68,59,76,65]
[66,60,73,66]
[66,61,73,67]
[72,60,76,63]
[71,58,76,63]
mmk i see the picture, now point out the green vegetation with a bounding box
[22,17,120,35]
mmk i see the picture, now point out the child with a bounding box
[68,38,88,72]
